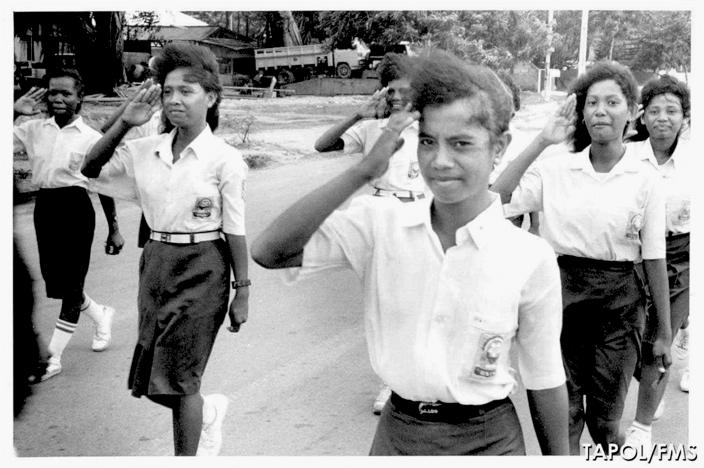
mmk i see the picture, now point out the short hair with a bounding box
[410,49,514,139]
[630,74,690,142]
[44,68,84,98]
[151,43,223,131]
[497,70,521,112]
[569,61,639,152]
[377,53,410,87]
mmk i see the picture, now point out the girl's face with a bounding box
[418,97,509,206]
[162,67,215,131]
[642,93,685,142]
[583,79,634,144]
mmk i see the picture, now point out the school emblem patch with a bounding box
[471,334,504,378]
[407,161,420,179]
[676,200,690,225]
[192,197,213,218]
[68,152,84,171]
[625,211,643,240]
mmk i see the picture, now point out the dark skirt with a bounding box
[33,187,95,299]
[128,238,230,397]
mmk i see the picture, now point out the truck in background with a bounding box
[254,39,370,84]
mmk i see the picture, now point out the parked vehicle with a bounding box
[254,41,369,84]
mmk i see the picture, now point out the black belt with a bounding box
[389,392,509,423]
[667,232,689,240]
[557,255,634,272]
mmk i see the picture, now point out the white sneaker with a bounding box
[92,306,114,352]
[673,328,689,361]
[372,385,392,415]
[40,357,62,382]
[680,370,690,393]
[624,424,652,453]
[653,399,665,421]
[197,394,229,456]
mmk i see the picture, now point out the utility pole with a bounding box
[544,10,554,97]
[578,10,589,75]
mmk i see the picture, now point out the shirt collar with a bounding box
[570,144,641,175]
[399,194,506,249]
[43,115,87,131]
[154,125,215,161]
[638,137,686,169]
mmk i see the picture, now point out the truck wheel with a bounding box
[277,69,295,85]
[336,63,352,79]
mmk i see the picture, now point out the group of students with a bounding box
[13,42,689,456]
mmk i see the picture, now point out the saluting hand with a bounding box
[357,87,389,119]
[361,103,420,179]
[226,291,249,333]
[121,82,161,127]
[539,93,577,146]
[14,87,47,116]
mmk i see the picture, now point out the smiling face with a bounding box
[162,67,215,131]
[642,92,684,142]
[583,79,634,144]
[418,97,509,206]
[386,77,411,114]
[47,76,81,122]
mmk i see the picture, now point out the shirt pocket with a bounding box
[68,151,85,172]
[457,320,513,384]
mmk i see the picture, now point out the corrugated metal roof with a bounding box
[126,26,220,41]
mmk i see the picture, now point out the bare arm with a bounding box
[253,107,418,268]
[97,194,124,255]
[491,94,576,203]
[224,234,249,332]
[643,259,673,368]
[527,385,569,455]
[82,85,161,178]
[314,87,388,152]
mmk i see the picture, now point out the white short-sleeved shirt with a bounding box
[90,126,247,235]
[13,116,102,189]
[503,145,666,261]
[342,118,426,193]
[288,196,565,404]
[630,138,691,235]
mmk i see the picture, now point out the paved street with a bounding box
[12,155,691,458]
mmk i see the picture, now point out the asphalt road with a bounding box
[12,155,691,459]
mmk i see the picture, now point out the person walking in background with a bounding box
[492,61,671,454]
[252,50,568,456]
[82,43,250,457]
[315,52,427,415]
[13,70,124,382]
[623,75,691,451]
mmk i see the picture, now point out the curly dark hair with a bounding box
[44,68,84,113]
[629,74,690,142]
[410,49,514,139]
[151,43,223,131]
[377,53,411,87]
[568,61,639,152]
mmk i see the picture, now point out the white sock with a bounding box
[81,293,103,323]
[202,396,216,425]
[48,319,77,361]
[632,420,652,433]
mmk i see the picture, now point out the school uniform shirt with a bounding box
[13,116,102,189]
[503,145,666,261]
[90,126,247,235]
[342,118,426,193]
[287,195,565,405]
[630,138,691,235]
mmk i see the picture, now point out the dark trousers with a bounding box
[558,255,645,455]
[369,395,525,455]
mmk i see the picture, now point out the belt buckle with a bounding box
[418,401,441,415]
[160,233,170,242]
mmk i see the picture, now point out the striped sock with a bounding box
[47,319,77,361]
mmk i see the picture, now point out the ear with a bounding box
[491,131,512,167]
[206,91,217,108]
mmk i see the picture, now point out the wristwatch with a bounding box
[232,279,252,289]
